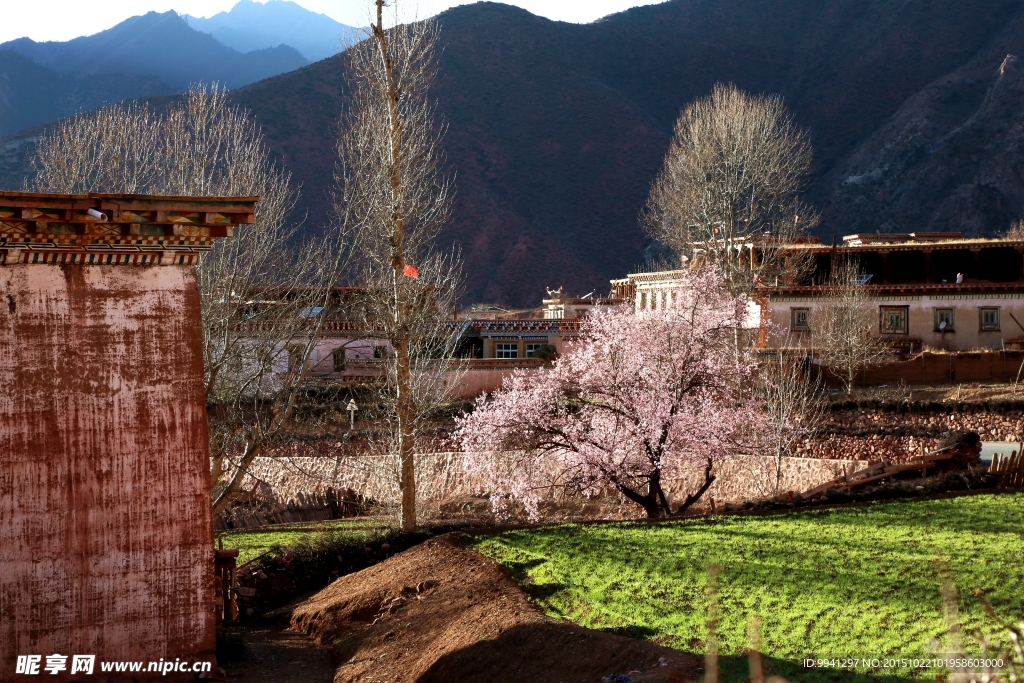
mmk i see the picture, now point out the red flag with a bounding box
[403,263,420,279]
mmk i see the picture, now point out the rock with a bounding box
[416,579,440,593]
[381,543,391,552]
[237,587,257,597]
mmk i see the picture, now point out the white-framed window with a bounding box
[934,308,955,332]
[791,307,810,331]
[980,307,1001,331]
[332,347,346,371]
[496,343,519,359]
[525,343,543,357]
[880,306,909,335]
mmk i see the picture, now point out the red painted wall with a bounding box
[0,265,214,682]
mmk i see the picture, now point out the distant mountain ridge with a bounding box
[0,10,308,90]
[184,0,362,62]
[5,1,1024,307]
[0,50,171,137]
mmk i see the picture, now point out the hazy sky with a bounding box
[0,0,666,43]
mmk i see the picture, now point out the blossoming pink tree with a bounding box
[457,266,759,519]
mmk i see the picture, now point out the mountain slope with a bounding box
[1,11,309,90]
[821,8,1024,237]
[0,50,171,136]
[184,0,362,62]
[6,1,1024,306]
[228,1,1024,305]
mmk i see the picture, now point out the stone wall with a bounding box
[787,402,1024,465]
[666,454,867,504]
[236,450,868,514]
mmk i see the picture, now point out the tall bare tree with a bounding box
[32,86,344,515]
[643,83,816,291]
[333,2,462,531]
[755,351,826,495]
[813,257,889,395]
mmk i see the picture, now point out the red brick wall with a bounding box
[0,265,214,681]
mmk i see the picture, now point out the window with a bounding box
[980,307,1001,331]
[879,306,909,335]
[332,347,346,372]
[934,308,955,332]
[791,308,810,331]
[496,343,519,359]
[639,292,647,311]
[373,345,387,359]
[525,343,543,357]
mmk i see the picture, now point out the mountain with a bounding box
[0,50,171,136]
[1,11,309,90]
[184,0,362,63]
[5,1,1024,306]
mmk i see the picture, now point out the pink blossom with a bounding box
[457,266,759,519]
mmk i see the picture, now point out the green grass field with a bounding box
[470,494,1024,683]
[217,518,387,564]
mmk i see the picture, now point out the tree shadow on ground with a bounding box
[415,620,701,683]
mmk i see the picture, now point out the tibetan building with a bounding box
[611,233,1024,353]
[0,191,254,681]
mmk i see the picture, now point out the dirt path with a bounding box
[222,620,334,683]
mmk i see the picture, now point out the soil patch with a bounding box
[290,536,700,683]
[220,621,334,683]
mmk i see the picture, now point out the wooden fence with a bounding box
[991,451,1024,487]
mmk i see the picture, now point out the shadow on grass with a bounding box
[414,621,700,683]
[410,619,913,683]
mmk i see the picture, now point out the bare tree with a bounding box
[333,2,462,531]
[643,83,816,292]
[813,257,889,395]
[755,351,826,495]
[32,102,162,194]
[32,86,344,516]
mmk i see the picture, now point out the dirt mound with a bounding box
[290,537,700,683]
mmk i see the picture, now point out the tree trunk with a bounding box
[396,337,417,532]
[677,458,715,514]
[212,442,264,516]
[374,0,417,531]
[617,469,670,518]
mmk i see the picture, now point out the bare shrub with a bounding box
[813,257,890,395]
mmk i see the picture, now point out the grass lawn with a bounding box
[217,518,388,564]
[470,494,1024,683]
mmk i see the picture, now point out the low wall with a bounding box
[450,359,546,399]
[229,450,867,519]
[785,402,1024,464]
[851,351,1024,386]
[666,454,867,504]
